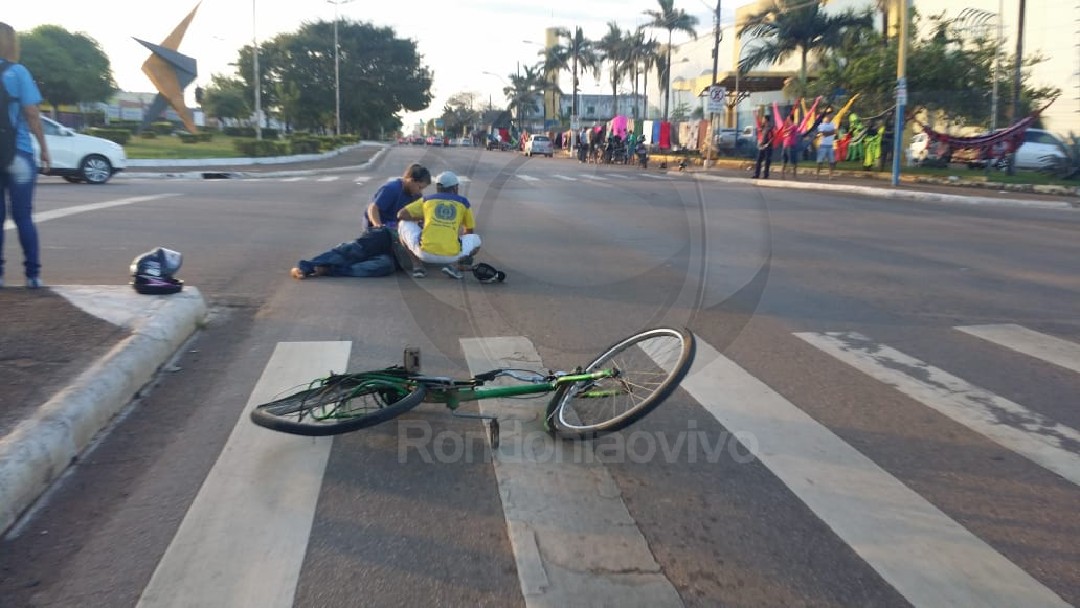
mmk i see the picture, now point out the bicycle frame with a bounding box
[420,368,620,410]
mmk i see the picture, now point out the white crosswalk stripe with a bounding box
[354,176,371,184]
[517,174,540,182]
[281,177,305,182]
[138,341,351,608]
[640,174,671,180]
[652,333,1072,608]
[316,176,339,182]
[579,174,608,181]
[553,174,577,181]
[461,337,682,607]
[795,331,1080,487]
[955,324,1080,374]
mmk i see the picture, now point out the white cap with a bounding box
[435,171,459,188]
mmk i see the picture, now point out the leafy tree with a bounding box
[229,20,431,138]
[440,91,481,137]
[738,0,871,88]
[18,25,116,116]
[643,0,699,121]
[202,74,250,123]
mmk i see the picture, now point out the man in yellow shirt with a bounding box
[396,171,482,279]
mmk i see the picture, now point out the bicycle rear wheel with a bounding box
[250,373,426,436]
[546,327,695,440]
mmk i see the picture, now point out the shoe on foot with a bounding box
[441,265,463,279]
[26,277,42,289]
[412,267,427,278]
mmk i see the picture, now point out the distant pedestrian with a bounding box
[752,116,775,179]
[0,22,50,289]
[815,111,837,179]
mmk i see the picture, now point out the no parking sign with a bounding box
[708,85,726,114]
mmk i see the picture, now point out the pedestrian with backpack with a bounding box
[1,22,50,288]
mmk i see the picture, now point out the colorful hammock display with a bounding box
[916,114,1037,161]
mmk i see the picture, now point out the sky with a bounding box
[4,0,749,130]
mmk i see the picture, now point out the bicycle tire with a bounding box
[545,327,695,440]
[250,373,426,436]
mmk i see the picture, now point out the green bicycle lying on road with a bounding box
[250,327,695,447]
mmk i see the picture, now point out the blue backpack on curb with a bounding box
[0,60,17,171]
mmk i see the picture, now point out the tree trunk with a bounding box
[664,29,673,121]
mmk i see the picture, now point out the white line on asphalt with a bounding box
[353,176,370,184]
[460,337,682,608]
[553,175,577,181]
[4,194,178,231]
[955,324,1080,374]
[660,335,1071,608]
[640,174,670,180]
[796,331,1080,487]
[137,341,351,608]
[458,175,472,183]
[580,174,608,181]
[517,175,540,182]
[317,176,339,182]
[283,177,305,182]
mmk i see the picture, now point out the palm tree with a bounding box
[543,26,600,125]
[503,64,548,129]
[643,0,699,121]
[738,0,872,87]
[635,32,662,119]
[596,22,631,118]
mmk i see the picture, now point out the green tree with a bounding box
[544,27,599,125]
[440,91,481,137]
[230,20,431,138]
[626,29,661,119]
[18,25,116,116]
[737,0,871,90]
[643,0,699,121]
[503,64,548,128]
[202,74,250,123]
[596,22,631,118]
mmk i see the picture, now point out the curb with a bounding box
[0,286,208,534]
[686,172,1079,210]
[121,143,389,180]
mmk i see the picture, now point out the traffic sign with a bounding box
[708,86,726,114]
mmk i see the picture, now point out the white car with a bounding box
[33,116,127,184]
[524,135,553,157]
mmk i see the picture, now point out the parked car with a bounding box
[524,135,553,157]
[31,116,127,184]
[458,137,472,147]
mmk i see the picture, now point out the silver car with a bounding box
[524,135,553,157]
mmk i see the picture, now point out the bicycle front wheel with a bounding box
[250,373,426,436]
[546,327,695,440]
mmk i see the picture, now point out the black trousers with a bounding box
[754,145,773,178]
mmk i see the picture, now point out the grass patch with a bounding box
[124,133,248,159]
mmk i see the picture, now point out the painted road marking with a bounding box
[658,334,1071,608]
[795,331,1080,487]
[317,176,339,182]
[461,337,682,607]
[553,175,577,181]
[137,341,351,608]
[955,324,1080,374]
[282,177,305,182]
[5,194,178,232]
[517,175,540,182]
[580,174,608,181]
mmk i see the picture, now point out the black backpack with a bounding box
[0,60,17,170]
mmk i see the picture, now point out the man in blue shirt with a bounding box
[291,163,431,279]
[1,22,51,289]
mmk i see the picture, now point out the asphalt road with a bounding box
[1,145,1078,607]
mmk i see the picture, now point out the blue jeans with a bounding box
[298,227,397,277]
[0,151,41,279]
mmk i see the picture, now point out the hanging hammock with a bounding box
[912,100,1054,162]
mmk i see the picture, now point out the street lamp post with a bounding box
[328,0,354,137]
[252,0,261,140]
